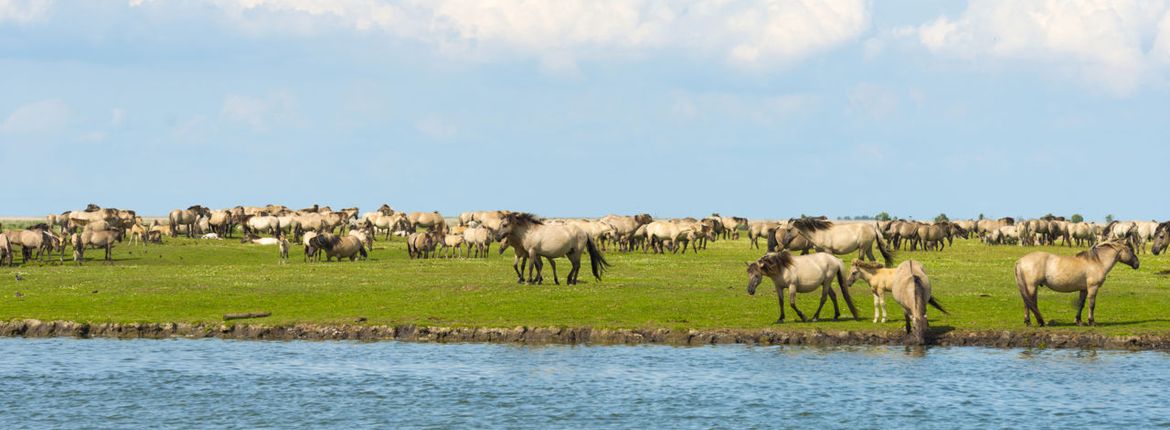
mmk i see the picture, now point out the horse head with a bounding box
[1153,222,1170,255]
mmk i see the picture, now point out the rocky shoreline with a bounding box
[3,319,1170,349]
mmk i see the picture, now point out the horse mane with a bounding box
[789,216,833,232]
[28,223,50,231]
[1157,221,1170,234]
[1077,241,1129,261]
[757,251,794,273]
[84,204,101,212]
[1101,220,1119,236]
[635,214,653,223]
[508,212,544,226]
[733,216,748,223]
[852,260,885,270]
[999,217,1015,225]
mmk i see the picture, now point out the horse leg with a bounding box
[788,287,807,322]
[826,282,841,321]
[1019,281,1044,327]
[813,287,829,322]
[568,252,582,285]
[1086,285,1100,326]
[773,285,785,324]
[526,249,538,284]
[1075,289,1088,325]
[872,292,881,323]
[903,310,913,334]
[548,258,559,285]
[513,255,525,284]
[879,293,888,323]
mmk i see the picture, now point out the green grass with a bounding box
[2,227,1169,337]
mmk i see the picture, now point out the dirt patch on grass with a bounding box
[3,319,1170,350]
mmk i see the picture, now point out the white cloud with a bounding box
[131,0,870,72]
[0,98,71,134]
[0,0,52,23]
[908,0,1170,96]
[415,116,457,140]
[220,91,295,131]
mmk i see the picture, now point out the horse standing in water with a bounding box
[745,251,859,323]
[1014,241,1139,326]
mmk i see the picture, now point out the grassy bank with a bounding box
[1,226,1168,338]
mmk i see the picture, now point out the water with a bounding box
[1,339,1168,429]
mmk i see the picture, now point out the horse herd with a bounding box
[3,205,1169,344]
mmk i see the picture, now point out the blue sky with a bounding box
[2,0,1169,220]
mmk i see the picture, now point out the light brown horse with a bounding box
[745,251,858,323]
[891,260,947,344]
[599,213,653,252]
[408,211,447,233]
[1153,221,1169,255]
[74,228,121,263]
[309,232,367,262]
[494,213,609,285]
[1014,241,1139,326]
[776,217,893,266]
[748,221,779,249]
[168,205,210,237]
[0,230,12,266]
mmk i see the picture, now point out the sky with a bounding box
[1,0,1169,220]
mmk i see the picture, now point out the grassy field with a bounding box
[1,225,1169,337]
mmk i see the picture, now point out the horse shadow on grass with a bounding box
[1042,319,1170,328]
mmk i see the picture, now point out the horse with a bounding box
[207,210,234,237]
[1101,220,1139,247]
[747,221,779,249]
[408,211,447,233]
[766,225,813,255]
[494,213,608,285]
[774,217,893,266]
[407,231,441,259]
[598,214,653,252]
[168,205,210,237]
[242,214,281,237]
[0,232,11,266]
[845,260,897,323]
[462,226,492,257]
[1014,241,1139,326]
[309,233,367,262]
[1069,222,1097,247]
[718,215,748,240]
[745,251,859,323]
[1153,222,1169,255]
[1135,221,1160,254]
[74,228,121,263]
[439,234,466,258]
[891,260,947,344]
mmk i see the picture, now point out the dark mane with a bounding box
[1101,220,1119,236]
[84,204,101,212]
[999,217,1015,225]
[757,251,794,273]
[1157,221,1170,234]
[789,216,833,232]
[508,212,544,226]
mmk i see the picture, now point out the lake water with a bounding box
[1,338,1168,429]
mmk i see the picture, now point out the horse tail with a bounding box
[928,297,948,315]
[911,263,928,344]
[359,245,368,260]
[766,228,778,252]
[586,237,610,280]
[874,227,895,267]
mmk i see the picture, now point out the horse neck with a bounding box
[856,266,880,282]
[1094,246,1123,274]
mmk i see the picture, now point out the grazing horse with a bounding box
[775,217,893,266]
[1153,221,1169,256]
[745,251,859,323]
[891,260,947,344]
[494,213,609,285]
[309,233,367,262]
[168,205,210,237]
[1014,241,1139,326]
[766,225,813,255]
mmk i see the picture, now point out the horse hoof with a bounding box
[773,319,784,324]
[811,318,819,322]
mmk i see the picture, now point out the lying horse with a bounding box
[746,251,858,323]
[1014,241,1139,326]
